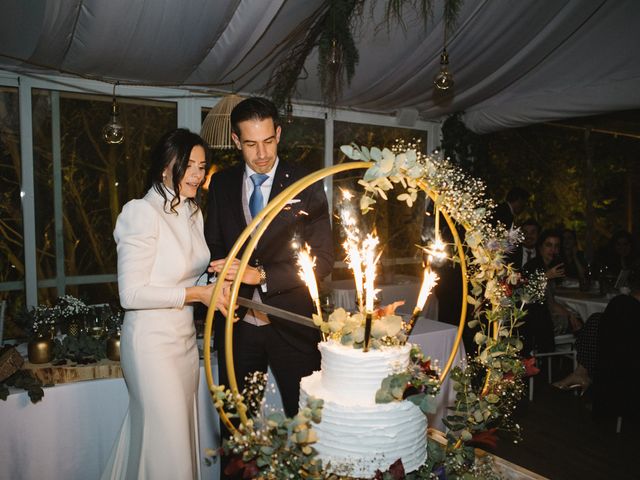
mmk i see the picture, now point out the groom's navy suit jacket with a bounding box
[204,159,333,354]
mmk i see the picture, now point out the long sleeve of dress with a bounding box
[114,199,186,310]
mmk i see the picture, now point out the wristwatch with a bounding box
[256,265,267,285]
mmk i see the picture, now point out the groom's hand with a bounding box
[209,258,261,285]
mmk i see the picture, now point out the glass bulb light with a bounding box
[433,49,454,91]
[285,100,294,124]
[102,98,125,144]
[329,38,339,66]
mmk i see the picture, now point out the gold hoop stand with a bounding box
[204,163,469,434]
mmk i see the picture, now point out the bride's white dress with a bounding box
[102,187,209,480]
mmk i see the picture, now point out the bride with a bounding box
[102,129,230,480]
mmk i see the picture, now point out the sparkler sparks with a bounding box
[297,243,322,317]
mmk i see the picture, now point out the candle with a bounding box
[363,312,373,352]
[404,264,439,338]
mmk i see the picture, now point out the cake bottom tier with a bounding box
[300,372,428,478]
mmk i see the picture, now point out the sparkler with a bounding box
[404,263,439,338]
[296,243,325,339]
[339,189,365,312]
[362,233,380,351]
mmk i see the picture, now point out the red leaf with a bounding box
[523,357,540,377]
[223,456,245,476]
[388,458,406,479]
[374,458,405,479]
[471,427,499,450]
[224,456,259,478]
[242,460,260,479]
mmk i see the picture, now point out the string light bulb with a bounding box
[102,83,125,144]
[329,37,339,67]
[285,99,294,124]
[433,47,454,90]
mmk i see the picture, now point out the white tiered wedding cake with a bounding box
[299,340,427,478]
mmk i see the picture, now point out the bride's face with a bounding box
[163,145,206,198]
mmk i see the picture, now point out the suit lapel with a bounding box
[258,161,294,252]
[226,166,247,232]
[268,160,292,203]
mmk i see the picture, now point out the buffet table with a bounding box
[0,360,223,480]
[1,320,463,480]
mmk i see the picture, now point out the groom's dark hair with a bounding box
[230,97,281,136]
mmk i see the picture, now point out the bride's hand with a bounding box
[196,282,232,316]
[209,258,261,285]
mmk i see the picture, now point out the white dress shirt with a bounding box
[241,158,279,325]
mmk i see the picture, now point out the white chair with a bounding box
[529,333,578,401]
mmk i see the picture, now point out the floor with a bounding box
[492,363,637,480]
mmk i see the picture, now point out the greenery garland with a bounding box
[268,0,464,109]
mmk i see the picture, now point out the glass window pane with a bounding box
[333,122,429,279]
[32,89,177,305]
[0,86,24,340]
[279,116,324,172]
[0,87,22,283]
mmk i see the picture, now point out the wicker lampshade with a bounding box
[200,94,244,149]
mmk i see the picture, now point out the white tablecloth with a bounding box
[330,274,439,320]
[0,361,223,480]
[555,290,609,322]
[408,318,466,431]
[1,321,464,480]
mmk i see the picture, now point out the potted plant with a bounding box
[55,295,90,336]
[24,306,57,364]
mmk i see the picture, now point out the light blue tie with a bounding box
[249,173,269,218]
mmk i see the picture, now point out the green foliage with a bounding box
[442,113,640,250]
[0,369,45,404]
[270,0,466,109]
[52,334,107,363]
[209,372,326,479]
[317,0,363,107]
[313,307,407,349]
[375,344,440,414]
[441,113,488,174]
[18,305,57,340]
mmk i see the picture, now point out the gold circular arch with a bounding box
[204,162,469,433]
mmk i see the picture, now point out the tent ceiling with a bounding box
[1,0,639,133]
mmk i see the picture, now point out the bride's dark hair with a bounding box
[147,128,209,214]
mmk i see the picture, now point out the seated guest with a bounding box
[561,228,587,286]
[596,230,639,282]
[521,229,581,353]
[509,218,540,271]
[493,187,529,229]
[552,274,640,396]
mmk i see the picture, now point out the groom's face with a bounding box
[232,118,281,174]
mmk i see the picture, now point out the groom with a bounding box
[204,97,333,418]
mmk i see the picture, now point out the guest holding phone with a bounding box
[520,229,582,354]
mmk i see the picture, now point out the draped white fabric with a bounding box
[1,0,638,132]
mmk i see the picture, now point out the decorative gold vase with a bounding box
[106,335,121,361]
[27,337,54,364]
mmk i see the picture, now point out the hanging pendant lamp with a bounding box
[102,82,125,144]
[200,94,244,149]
